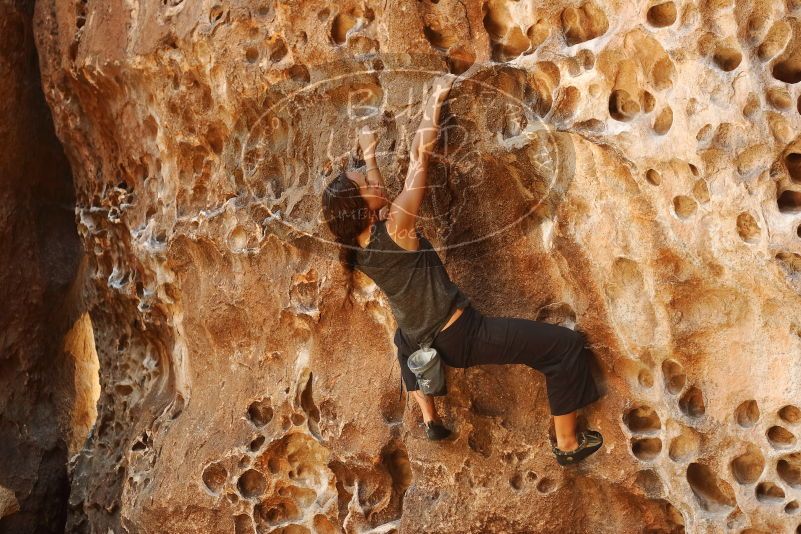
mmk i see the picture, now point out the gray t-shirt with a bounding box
[355,220,470,347]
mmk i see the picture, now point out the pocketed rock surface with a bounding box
[25,0,801,532]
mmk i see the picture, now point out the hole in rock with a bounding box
[290,413,305,425]
[652,56,675,90]
[300,372,321,438]
[254,500,302,529]
[256,4,272,18]
[767,426,797,449]
[468,426,492,457]
[736,212,760,243]
[730,444,765,484]
[781,405,801,424]
[286,64,310,84]
[228,226,248,252]
[202,462,227,494]
[317,8,329,21]
[768,86,793,109]
[624,406,661,433]
[237,469,267,498]
[269,38,288,62]
[653,106,673,134]
[422,23,456,51]
[536,477,556,493]
[560,2,609,46]
[787,153,801,183]
[234,514,253,534]
[209,5,225,24]
[247,398,273,427]
[500,26,532,60]
[779,190,801,213]
[735,400,760,428]
[635,469,664,496]
[755,481,785,502]
[668,426,700,462]
[379,440,412,504]
[673,195,697,218]
[313,514,336,534]
[661,359,686,394]
[645,168,661,186]
[686,462,736,512]
[773,56,801,84]
[713,45,742,71]
[778,453,801,488]
[245,47,259,63]
[331,12,356,45]
[647,2,676,27]
[250,435,266,452]
[679,386,706,418]
[510,473,523,490]
[640,91,654,113]
[446,46,475,75]
[787,500,800,514]
[631,437,662,461]
[576,48,595,70]
[609,89,639,121]
[638,368,654,388]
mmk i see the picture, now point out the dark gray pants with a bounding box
[394,305,602,416]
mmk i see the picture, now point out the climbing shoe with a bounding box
[424,420,452,441]
[552,430,603,466]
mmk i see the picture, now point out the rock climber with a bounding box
[321,72,604,466]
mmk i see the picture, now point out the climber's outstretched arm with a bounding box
[386,74,454,250]
[358,126,385,192]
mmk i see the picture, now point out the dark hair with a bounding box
[321,171,371,270]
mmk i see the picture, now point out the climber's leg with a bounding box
[409,390,440,424]
[472,315,600,416]
[394,328,443,424]
[433,306,601,418]
[553,411,579,451]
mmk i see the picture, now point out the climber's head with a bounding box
[321,170,374,266]
[342,168,387,212]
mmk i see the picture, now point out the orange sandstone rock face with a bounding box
[29,0,801,532]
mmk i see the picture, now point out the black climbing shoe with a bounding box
[424,420,452,441]
[552,430,603,466]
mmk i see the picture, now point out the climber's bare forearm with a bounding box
[358,127,385,190]
[407,89,446,182]
[364,152,385,190]
[390,88,449,226]
[396,112,438,213]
